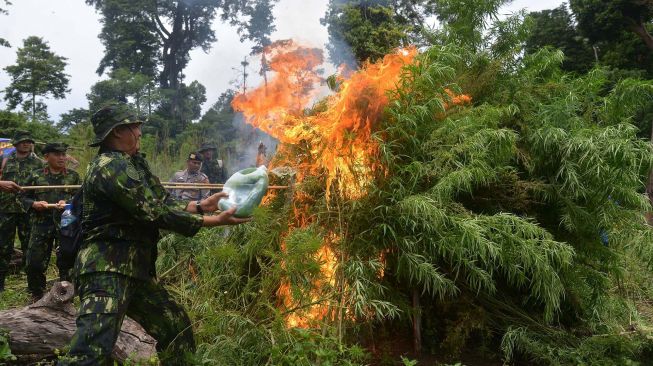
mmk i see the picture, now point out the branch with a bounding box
[627,17,653,52]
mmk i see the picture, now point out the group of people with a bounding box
[0,131,79,299]
[0,102,250,365]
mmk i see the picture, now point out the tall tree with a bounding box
[240,0,277,86]
[525,5,595,73]
[322,0,412,66]
[57,108,91,133]
[570,0,653,53]
[3,36,70,122]
[86,0,270,135]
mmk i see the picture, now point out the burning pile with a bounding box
[232,40,470,327]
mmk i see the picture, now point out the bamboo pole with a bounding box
[20,184,289,191]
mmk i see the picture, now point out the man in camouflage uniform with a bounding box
[198,142,227,184]
[22,142,80,299]
[0,131,43,291]
[59,103,250,366]
[169,152,210,201]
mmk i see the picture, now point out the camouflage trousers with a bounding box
[25,223,72,297]
[58,272,196,366]
[0,212,31,276]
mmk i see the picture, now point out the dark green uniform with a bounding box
[200,158,226,184]
[0,151,43,278]
[60,149,203,365]
[22,167,80,297]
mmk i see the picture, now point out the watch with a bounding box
[195,200,204,215]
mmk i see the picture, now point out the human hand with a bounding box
[202,207,252,227]
[0,180,21,193]
[32,201,49,211]
[199,192,229,213]
[57,200,66,209]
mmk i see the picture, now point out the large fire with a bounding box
[232,40,470,327]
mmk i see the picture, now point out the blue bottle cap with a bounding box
[64,203,72,210]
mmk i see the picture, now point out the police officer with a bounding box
[170,152,210,201]
[59,103,250,365]
[198,142,226,184]
[22,142,80,299]
[0,131,43,291]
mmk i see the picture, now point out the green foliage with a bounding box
[3,36,70,122]
[569,0,653,77]
[322,1,411,66]
[0,328,16,362]
[525,5,595,73]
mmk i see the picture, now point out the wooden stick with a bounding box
[21,185,80,190]
[21,184,289,190]
[44,203,65,209]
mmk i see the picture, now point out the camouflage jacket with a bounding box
[22,167,80,226]
[169,169,210,201]
[75,149,203,280]
[0,152,43,213]
[201,158,226,184]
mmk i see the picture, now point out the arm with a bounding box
[99,159,203,236]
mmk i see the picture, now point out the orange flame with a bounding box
[233,41,470,327]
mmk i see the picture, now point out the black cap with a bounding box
[11,130,35,146]
[42,142,69,154]
[198,142,217,152]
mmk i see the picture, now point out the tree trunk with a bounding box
[412,288,422,355]
[628,20,653,52]
[0,281,157,363]
[31,92,35,122]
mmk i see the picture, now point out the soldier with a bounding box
[0,131,43,291]
[59,103,250,366]
[169,152,210,201]
[22,142,80,299]
[198,142,227,184]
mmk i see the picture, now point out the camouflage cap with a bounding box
[187,152,203,162]
[11,130,35,146]
[42,142,69,154]
[89,102,144,147]
[198,142,218,152]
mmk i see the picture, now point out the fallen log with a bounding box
[0,281,157,363]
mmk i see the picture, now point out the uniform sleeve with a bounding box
[200,175,210,200]
[98,159,203,237]
[21,172,36,212]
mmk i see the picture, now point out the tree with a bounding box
[525,5,595,73]
[57,108,91,133]
[239,0,277,86]
[86,0,272,136]
[322,0,411,66]
[86,68,156,115]
[3,36,70,122]
[570,0,653,53]
[0,0,11,47]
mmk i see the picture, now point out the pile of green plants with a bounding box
[154,40,653,365]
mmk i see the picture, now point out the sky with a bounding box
[0,0,564,121]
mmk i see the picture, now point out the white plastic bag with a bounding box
[218,165,269,218]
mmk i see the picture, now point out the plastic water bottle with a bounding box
[60,204,76,227]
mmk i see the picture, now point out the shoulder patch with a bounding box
[97,155,113,168]
[126,164,141,181]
